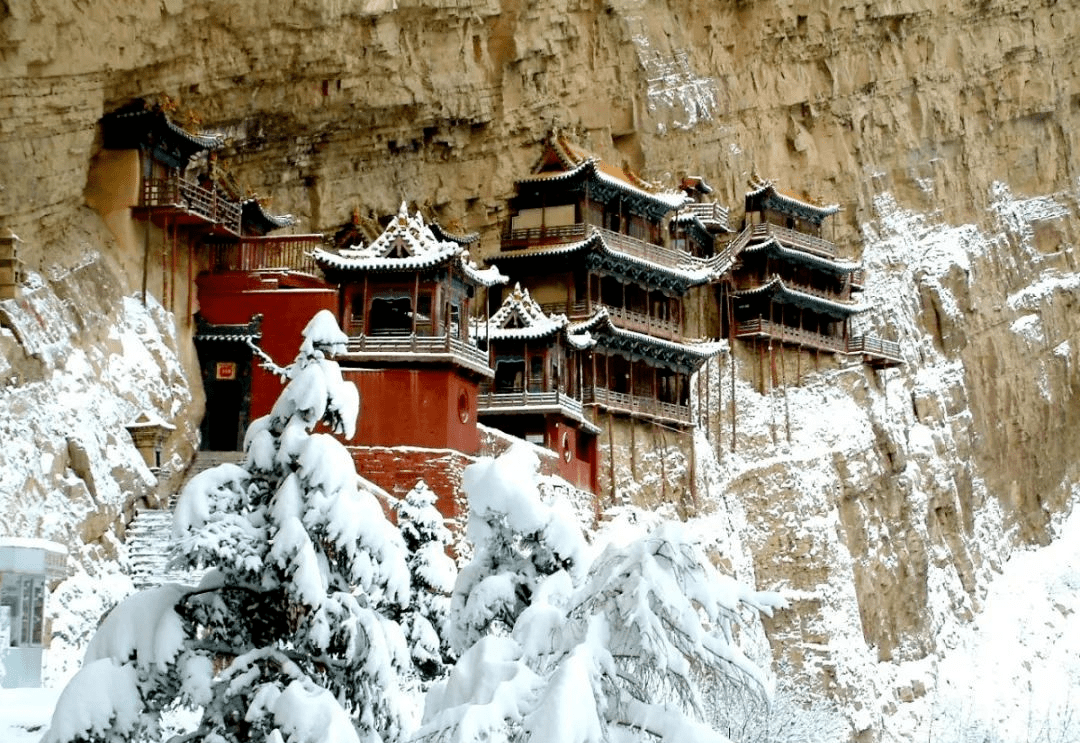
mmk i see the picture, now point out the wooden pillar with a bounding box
[186,240,194,324]
[411,273,419,335]
[361,274,369,335]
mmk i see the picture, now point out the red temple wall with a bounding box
[196,273,338,419]
[349,445,473,522]
[542,418,599,495]
[342,367,481,455]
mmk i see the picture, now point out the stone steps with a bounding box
[125,450,246,590]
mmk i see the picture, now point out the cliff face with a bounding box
[2,0,1079,738]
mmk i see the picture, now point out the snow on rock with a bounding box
[688,180,1079,740]
[0,262,193,547]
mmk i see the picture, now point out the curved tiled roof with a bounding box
[492,229,712,288]
[745,179,839,222]
[568,308,723,370]
[732,276,865,317]
[313,203,506,287]
[741,237,861,274]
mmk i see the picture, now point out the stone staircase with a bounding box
[124,450,246,590]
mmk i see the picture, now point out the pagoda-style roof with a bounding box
[474,284,597,350]
[431,222,480,246]
[516,137,689,221]
[313,203,506,287]
[745,179,839,225]
[732,277,865,319]
[241,198,296,236]
[493,228,711,294]
[476,284,568,342]
[569,309,722,373]
[741,234,861,275]
[101,100,224,169]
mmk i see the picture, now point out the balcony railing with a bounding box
[539,300,590,319]
[537,301,680,338]
[141,177,242,235]
[735,320,903,365]
[684,202,729,225]
[846,334,903,365]
[749,222,836,259]
[734,318,847,354]
[503,223,707,274]
[477,388,586,420]
[344,333,491,374]
[208,234,323,274]
[503,223,588,248]
[582,385,692,425]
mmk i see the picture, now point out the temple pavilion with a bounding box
[473,284,600,492]
[312,203,506,454]
[720,179,902,368]
[489,137,723,430]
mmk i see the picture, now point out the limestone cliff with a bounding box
[2,0,1079,739]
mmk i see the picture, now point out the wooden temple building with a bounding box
[311,204,506,455]
[719,179,903,369]
[474,284,601,492]
[489,138,724,433]
[90,99,903,515]
[98,100,334,450]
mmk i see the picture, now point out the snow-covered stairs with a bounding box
[125,451,245,590]
[124,508,193,589]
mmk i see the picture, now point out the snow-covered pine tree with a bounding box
[44,310,412,743]
[418,443,788,743]
[394,480,457,682]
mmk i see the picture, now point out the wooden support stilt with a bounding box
[781,306,790,443]
[608,410,617,505]
[727,287,737,453]
[142,220,150,306]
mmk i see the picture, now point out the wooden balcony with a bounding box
[684,201,729,226]
[846,334,903,367]
[735,320,903,366]
[582,385,692,426]
[749,222,836,259]
[477,387,586,421]
[735,318,846,354]
[140,176,242,235]
[342,332,493,377]
[539,301,680,339]
[208,234,324,274]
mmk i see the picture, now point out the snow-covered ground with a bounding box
[3,486,1076,742]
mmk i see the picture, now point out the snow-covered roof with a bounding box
[313,203,507,287]
[745,179,839,223]
[568,308,723,369]
[741,236,861,274]
[475,284,568,342]
[732,276,866,317]
[491,228,712,288]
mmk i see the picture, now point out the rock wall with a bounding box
[2,0,1080,739]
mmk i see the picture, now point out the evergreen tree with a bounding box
[420,444,788,743]
[395,480,457,682]
[44,310,411,743]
